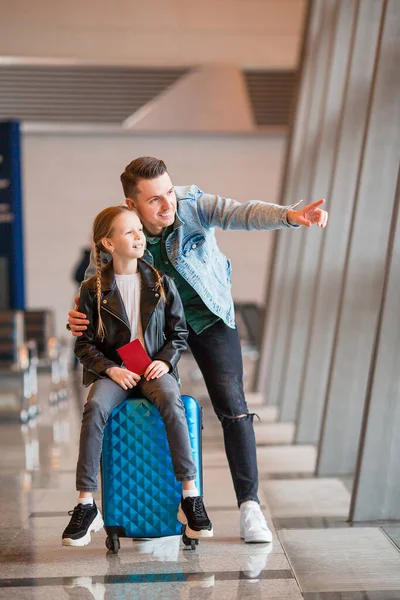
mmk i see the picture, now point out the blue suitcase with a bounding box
[101,394,202,553]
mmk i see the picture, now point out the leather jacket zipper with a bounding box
[155,313,163,349]
[101,305,130,330]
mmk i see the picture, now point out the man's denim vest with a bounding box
[85,185,298,329]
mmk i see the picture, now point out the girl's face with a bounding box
[103,211,146,260]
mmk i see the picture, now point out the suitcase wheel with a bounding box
[106,535,120,554]
[182,528,199,550]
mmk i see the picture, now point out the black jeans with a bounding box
[187,320,259,507]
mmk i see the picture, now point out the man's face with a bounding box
[126,172,177,236]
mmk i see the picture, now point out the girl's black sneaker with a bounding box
[177,496,213,539]
[62,501,104,547]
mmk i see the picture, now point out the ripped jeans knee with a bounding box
[220,412,260,428]
[218,410,260,506]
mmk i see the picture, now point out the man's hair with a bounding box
[120,157,168,199]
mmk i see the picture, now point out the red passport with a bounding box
[117,338,152,375]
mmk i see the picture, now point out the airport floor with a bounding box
[1,348,400,599]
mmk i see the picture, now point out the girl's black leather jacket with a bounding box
[75,258,188,387]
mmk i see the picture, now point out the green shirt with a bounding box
[146,227,220,335]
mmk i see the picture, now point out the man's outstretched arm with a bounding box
[196,190,328,230]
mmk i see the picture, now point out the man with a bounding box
[68,156,328,543]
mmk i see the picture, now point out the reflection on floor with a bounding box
[0,348,399,599]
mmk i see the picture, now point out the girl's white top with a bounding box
[114,272,145,347]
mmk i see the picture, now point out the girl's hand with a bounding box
[144,360,170,381]
[105,367,141,390]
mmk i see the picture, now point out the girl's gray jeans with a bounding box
[76,373,197,492]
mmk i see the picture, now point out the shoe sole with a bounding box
[177,506,213,539]
[62,512,104,547]
[240,531,273,544]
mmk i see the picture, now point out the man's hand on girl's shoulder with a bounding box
[68,309,89,337]
[67,296,89,337]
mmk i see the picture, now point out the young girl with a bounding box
[62,206,213,546]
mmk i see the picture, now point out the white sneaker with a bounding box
[135,536,180,561]
[242,542,273,579]
[179,574,215,600]
[64,576,106,600]
[240,501,273,543]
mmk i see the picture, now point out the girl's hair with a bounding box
[92,205,166,340]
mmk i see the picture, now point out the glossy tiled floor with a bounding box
[0,348,399,599]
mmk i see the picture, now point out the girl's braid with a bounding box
[95,245,106,340]
[146,261,167,303]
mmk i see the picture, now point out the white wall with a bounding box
[1,0,305,68]
[21,133,285,335]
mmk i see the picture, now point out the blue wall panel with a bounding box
[0,121,25,309]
